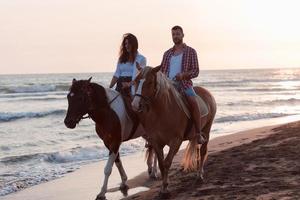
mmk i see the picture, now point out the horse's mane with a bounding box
[141,67,191,118]
[90,83,109,108]
[92,82,131,120]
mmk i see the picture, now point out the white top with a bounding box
[168,53,183,80]
[113,53,147,95]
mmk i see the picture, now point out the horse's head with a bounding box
[132,65,161,112]
[64,77,93,129]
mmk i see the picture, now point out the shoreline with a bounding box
[3,119,300,200]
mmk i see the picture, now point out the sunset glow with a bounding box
[0,0,299,74]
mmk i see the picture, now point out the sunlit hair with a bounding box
[119,33,138,64]
[171,25,184,33]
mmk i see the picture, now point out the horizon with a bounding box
[1,0,300,74]
[1,65,299,76]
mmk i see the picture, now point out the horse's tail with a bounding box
[181,138,200,172]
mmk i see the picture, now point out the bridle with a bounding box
[133,77,158,111]
[79,85,120,120]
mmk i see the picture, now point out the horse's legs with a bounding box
[96,151,118,200]
[146,146,154,175]
[152,153,158,179]
[115,153,128,190]
[198,121,212,180]
[152,144,165,190]
[161,140,182,195]
[198,142,208,180]
[146,146,158,179]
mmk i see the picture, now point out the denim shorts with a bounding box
[184,87,197,97]
[172,81,197,97]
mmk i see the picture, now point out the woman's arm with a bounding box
[110,62,121,88]
[140,56,147,68]
[109,76,118,88]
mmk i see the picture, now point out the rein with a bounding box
[108,93,120,105]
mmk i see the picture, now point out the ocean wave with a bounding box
[0,146,106,196]
[43,146,106,163]
[200,78,300,86]
[0,84,70,94]
[235,88,299,92]
[0,110,66,122]
[215,113,292,123]
[0,91,67,99]
[1,153,42,164]
[10,96,66,102]
[225,98,300,106]
[0,146,107,166]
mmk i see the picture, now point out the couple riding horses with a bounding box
[109,25,205,144]
[64,25,217,199]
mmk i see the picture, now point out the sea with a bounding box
[1,68,300,196]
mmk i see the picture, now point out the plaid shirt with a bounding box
[160,44,199,89]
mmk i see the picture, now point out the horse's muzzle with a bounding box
[64,118,77,129]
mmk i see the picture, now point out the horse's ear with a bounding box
[136,62,142,71]
[72,78,77,84]
[151,65,161,74]
[88,77,92,82]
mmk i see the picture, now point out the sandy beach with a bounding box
[3,120,300,200]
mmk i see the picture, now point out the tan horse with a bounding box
[131,66,217,198]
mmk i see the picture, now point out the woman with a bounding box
[109,33,146,96]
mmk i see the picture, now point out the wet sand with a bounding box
[124,121,300,200]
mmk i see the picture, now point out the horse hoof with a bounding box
[120,184,129,196]
[120,183,129,191]
[95,194,106,200]
[158,191,171,199]
[196,174,204,184]
[150,173,158,180]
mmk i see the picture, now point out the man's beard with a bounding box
[173,38,183,45]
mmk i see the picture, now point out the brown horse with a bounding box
[64,78,150,200]
[132,66,217,198]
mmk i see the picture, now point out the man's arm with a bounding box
[187,48,199,79]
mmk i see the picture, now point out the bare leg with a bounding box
[96,152,118,200]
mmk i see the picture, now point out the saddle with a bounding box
[172,85,209,119]
[173,86,209,140]
[119,91,140,141]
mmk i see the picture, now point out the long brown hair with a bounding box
[119,33,138,64]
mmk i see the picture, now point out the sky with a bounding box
[0,0,300,74]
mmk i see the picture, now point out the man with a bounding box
[160,25,205,144]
